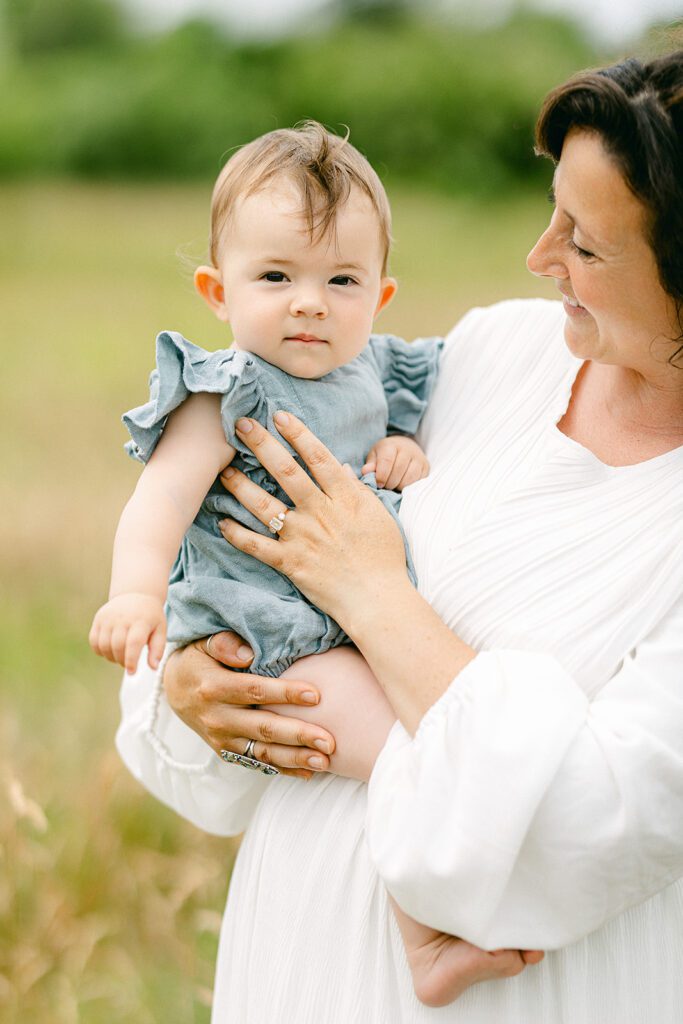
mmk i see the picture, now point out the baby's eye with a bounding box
[568,238,596,261]
[262,271,288,282]
[329,275,357,286]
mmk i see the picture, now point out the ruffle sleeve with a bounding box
[122,331,266,463]
[367,333,443,436]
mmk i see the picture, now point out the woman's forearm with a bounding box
[338,574,476,736]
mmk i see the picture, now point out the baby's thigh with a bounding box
[265,647,396,779]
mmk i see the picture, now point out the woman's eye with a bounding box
[330,275,356,286]
[568,239,595,261]
[262,271,287,282]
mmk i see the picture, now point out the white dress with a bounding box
[117,299,683,1023]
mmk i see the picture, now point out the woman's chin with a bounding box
[563,318,598,360]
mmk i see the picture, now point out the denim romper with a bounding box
[124,331,442,676]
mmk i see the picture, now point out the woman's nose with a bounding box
[290,287,327,319]
[527,224,567,280]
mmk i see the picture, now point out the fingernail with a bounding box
[222,467,235,479]
[313,739,331,754]
[236,418,253,433]
[301,690,318,704]
[237,645,252,661]
[274,411,289,426]
[308,755,326,769]
[218,519,229,532]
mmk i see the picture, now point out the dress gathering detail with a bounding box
[117,299,683,1023]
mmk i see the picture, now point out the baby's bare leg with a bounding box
[270,646,396,781]
[273,648,543,1006]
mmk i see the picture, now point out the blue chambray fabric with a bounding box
[123,331,442,675]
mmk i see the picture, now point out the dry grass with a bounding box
[0,180,555,1021]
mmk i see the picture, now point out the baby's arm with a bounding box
[362,435,429,491]
[90,393,235,673]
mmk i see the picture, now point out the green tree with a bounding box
[2,0,123,55]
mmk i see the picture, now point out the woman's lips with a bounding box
[560,292,589,318]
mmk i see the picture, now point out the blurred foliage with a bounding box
[3,0,124,54]
[0,0,602,191]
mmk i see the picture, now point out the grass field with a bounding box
[0,180,556,1022]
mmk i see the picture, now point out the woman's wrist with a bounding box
[342,578,476,735]
[336,571,417,645]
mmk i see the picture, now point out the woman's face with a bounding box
[527,129,678,375]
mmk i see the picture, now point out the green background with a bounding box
[1,2,680,1020]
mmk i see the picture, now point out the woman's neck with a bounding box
[559,360,683,466]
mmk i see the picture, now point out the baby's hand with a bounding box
[362,435,430,491]
[89,593,167,674]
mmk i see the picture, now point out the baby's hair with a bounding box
[208,121,392,273]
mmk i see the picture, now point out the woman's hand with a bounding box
[217,412,474,735]
[217,412,409,631]
[163,632,336,779]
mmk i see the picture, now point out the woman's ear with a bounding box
[374,277,398,318]
[194,266,229,322]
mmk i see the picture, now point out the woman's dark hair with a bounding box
[535,51,683,359]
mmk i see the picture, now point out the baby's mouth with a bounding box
[285,334,328,344]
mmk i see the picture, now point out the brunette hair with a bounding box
[208,121,392,273]
[535,51,683,356]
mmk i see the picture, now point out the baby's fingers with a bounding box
[124,621,151,675]
[362,446,379,476]
[148,620,167,671]
[396,456,430,490]
[90,620,113,663]
[374,450,397,488]
[111,624,131,669]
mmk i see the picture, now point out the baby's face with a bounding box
[208,183,396,379]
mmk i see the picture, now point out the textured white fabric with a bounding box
[117,299,683,1022]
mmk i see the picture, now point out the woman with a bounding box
[118,53,683,1021]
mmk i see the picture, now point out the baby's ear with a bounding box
[374,277,398,317]
[194,266,229,322]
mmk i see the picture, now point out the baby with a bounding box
[90,122,496,1006]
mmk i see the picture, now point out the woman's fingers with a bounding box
[220,467,292,532]
[235,416,322,505]
[207,704,333,755]
[187,639,323,708]
[197,630,254,668]
[218,517,285,572]
[161,645,335,777]
[237,412,356,500]
[219,731,330,773]
[520,949,545,965]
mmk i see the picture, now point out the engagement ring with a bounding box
[268,509,288,534]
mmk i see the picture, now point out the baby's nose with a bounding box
[290,288,327,318]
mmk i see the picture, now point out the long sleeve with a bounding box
[366,593,683,951]
[116,651,268,836]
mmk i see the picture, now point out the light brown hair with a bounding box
[208,121,392,273]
